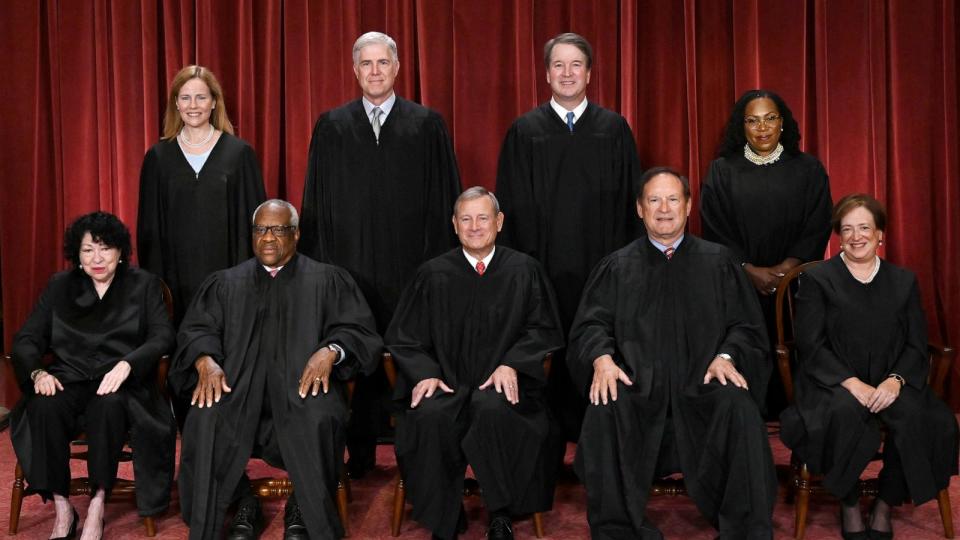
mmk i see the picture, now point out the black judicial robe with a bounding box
[300,97,461,331]
[699,151,832,268]
[495,102,641,438]
[137,133,266,325]
[387,247,564,537]
[170,254,382,539]
[569,236,776,536]
[10,266,176,515]
[780,256,959,503]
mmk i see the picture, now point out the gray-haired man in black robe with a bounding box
[170,199,382,540]
[569,168,777,540]
[387,187,564,540]
[300,31,461,476]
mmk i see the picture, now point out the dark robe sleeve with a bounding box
[230,144,267,264]
[617,118,643,239]
[385,272,444,398]
[700,160,748,262]
[317,267,383,381]
[495,122,538,255]
[123,274,175,382]
[795,274,856,387]
[169,273,227,399]
[501,265,564,383]
[567,255,621,395]
[422,116,462,259]
[299,117,327,261]
[136,147,164,274]
[714,255,771,404]
[892,277,930,389]
[10,277,56,391]
[785,160,832,262]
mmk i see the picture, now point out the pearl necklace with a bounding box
[179,125,215,148]
[744,142,784,166]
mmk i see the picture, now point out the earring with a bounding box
[839,244,844,250]
[879,240,883,246]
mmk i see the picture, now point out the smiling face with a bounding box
[177,78,215,130]
[79,232,120,285]
[252,205,299,268]
[743,97,783,156]
[637,173,691,246]
[546,43,591,109]
[453,195,503,260]
[839,206,883,264]
[354,43,399,104]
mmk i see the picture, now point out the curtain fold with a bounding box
[2,0,958,408]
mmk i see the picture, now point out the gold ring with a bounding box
[314,377,321,383]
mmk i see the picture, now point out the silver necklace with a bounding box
[179,125,215,148]
[744,142,784,166]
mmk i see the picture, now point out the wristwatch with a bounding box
[717,353,733,363]
[30,369,46,382]
[888,373,906,387]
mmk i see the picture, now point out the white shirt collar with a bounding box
[262,264,284,274]
[362,92,397,120]
[462,246,495,273]
[648,235,684,254]
[550,97,588,125]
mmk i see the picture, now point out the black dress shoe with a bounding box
[50,508,79,540]
[487,516,514,540]
[283,499,309,540]
[227,500,262,540]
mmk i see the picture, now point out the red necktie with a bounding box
[476,261,486,276]
[664,247,675,260]
[269,268,279,277]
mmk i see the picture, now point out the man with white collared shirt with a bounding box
[569,168,776,539]
[495,32,642,442]
[386,187,564,540]
[171,199,382,539]
[300,31,462,476]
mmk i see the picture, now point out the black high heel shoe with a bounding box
[867,499,894,540]
[51,508,79,540]
[840,506,870,540]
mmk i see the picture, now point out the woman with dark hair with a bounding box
[780,194,958,539]
[10,212,176,539]
[137,65,265,325]
[699,89,833,414]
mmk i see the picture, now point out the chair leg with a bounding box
[390,476,405,537]
[336,477,350,537]
[9,461,25,534]
[532,511,544,538]
[938,487,954,538]
[794,464,811,540]
[143,515,157,536]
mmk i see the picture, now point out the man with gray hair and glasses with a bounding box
[171,199,382,539]
[301,31,462,477]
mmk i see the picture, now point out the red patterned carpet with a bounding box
[0,425,954,539]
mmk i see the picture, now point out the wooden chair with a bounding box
[8,280,175,536]
[383,352,547,538]
[246,379,356,537]
[774,261,956,539]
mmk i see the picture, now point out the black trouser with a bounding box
[21,380,128,498]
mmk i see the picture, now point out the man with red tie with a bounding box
[386,187,564,540]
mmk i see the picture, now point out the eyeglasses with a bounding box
[744,114,781,129]
[252,225,297,237]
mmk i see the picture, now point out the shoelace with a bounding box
[489,517,512,535]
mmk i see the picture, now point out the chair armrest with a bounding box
[927,341,956,399]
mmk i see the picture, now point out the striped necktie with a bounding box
[371,106,383,144]
[664,247,675,260]
[476,261,486,275]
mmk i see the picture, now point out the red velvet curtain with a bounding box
[2,0,958,408]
